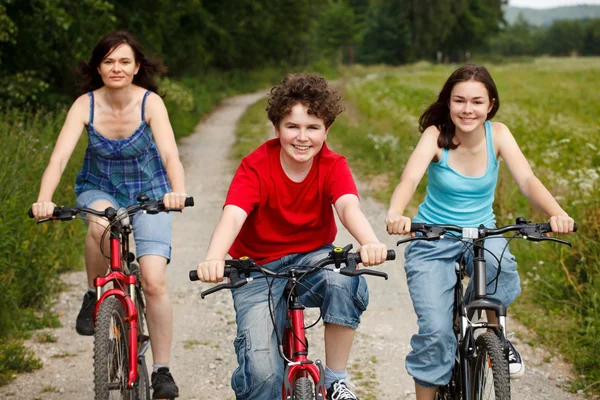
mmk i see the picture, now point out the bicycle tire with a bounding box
[294,377,314,400]
[94,296,134,399]
[131,263,151,400]
[471,332,511,400]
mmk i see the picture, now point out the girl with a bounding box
[385,64,574,400]
[31,31,186,398]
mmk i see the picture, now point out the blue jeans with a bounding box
[230,245,369,399]
[76,190,172,261]
[404,236,520,388]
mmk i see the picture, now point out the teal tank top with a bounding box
[414,121,498,227]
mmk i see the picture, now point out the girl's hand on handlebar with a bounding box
[163,192,188,210]
[31,201,56,220]
[196,259,226,283]
[548,215,575,235]
[358,242,387,267]
[385,212,412,236]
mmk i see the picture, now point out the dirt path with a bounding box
[0,91,582,400]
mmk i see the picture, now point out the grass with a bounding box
[233,57,600,396]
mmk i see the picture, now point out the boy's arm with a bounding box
[196,205,248,283]
[334,194,387,267]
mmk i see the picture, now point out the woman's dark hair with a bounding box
[266,73,344,128]
[76,31,165,96]
[419,64,499,149]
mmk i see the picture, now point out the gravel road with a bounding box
[0,91,582,400]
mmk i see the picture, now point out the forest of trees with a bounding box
[1,0,599,109]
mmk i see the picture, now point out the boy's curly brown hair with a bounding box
[266,73,344,128]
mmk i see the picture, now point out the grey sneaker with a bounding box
[327,379,359,400]
[507,339,525,379]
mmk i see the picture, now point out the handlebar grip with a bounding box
[184,197,194,207]
[410,223,427,232]
[386,249,396,260]
[189,270,199,281]
[27,208,34,218]
[540,222,578,233]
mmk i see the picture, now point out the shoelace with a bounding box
[508,345,518,362]
[331,379,358,400]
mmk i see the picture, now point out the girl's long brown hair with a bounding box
[419,64,499,149]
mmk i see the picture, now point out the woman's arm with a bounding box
[495,122,574,233]
[386,126,439,234]
[145,93,187,208]
[32,95,88,219]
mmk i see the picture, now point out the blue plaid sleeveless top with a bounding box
[74,91,172,207]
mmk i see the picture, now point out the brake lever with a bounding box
[200,268,251,299]
[396,236,438,246]
[524,235,572,247]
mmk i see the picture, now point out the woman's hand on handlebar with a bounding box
[196,259,226,283]
[163,192,188,210]
[548,215,575,235]
[385,211,412,236]
[357,242,387,267]
[31,201,56,220]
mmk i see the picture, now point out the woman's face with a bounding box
[97,44,139,89]
[449,80,494,134]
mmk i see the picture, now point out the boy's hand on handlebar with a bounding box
[31,201,56,220]
[196,259,226,283]
[385,212,412,236]
[357,242,387,267]
[548,215,575,235]
[163,192,188,210]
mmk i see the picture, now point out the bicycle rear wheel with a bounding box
[94,296,134,400]
[294,377,314,400]
[471,332,511,400]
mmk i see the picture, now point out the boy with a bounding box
[195,73,387,400]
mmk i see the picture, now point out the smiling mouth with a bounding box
[293,144,311,151]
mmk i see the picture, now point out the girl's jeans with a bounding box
[404,235,520,388]
[230,245,369,399]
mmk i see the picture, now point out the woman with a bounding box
[31,30,185,398]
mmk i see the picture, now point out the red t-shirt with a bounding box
[225,139,358,265]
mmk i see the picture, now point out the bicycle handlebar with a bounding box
[28,196,194,222]
[399,217,576,247]
[190,245,395,299]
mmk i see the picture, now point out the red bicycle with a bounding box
[30,194,193,400]
[189,244,395,400]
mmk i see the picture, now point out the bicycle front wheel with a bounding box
[471,332,511,400]
[94,297,133,400]
[294,377,314,400]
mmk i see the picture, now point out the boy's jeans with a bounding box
[230,244,369,399]
[404,235,520,388]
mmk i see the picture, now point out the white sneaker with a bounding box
[507,339,525,379]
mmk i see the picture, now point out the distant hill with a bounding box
[505,4,600,25]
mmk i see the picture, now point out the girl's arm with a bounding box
[334,194,387,267]
[196,205,248,283]
[386,126,439,234]
[495,122,574,233]
[145,93,187,209]
[32,95,88,219]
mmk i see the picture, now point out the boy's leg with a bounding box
[230,259,289,400]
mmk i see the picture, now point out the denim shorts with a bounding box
[76,190,172,261]
[404,234,520,388]
[229,244,369,399]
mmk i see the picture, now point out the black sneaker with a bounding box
[75,291,96,336]
[151,367,179,399]
[327,379,359,400]
[507,339,525,379]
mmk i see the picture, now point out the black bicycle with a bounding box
[190,244,395,400]
[397,217,575,400]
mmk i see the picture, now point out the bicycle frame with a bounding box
[92,212,141,389]
[281,275,326,400]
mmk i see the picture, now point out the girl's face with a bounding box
[97,44,140,89]
[275,103,329,170]
[449,80,494,134]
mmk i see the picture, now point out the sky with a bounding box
[510,0,600,8]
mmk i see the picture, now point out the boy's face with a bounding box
[275,103,329,170]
